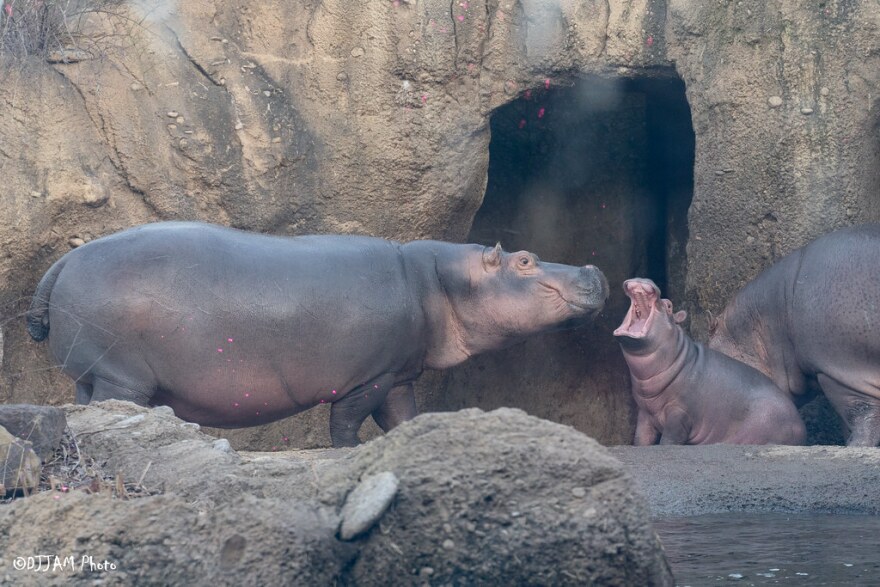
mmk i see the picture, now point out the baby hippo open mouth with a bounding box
[613,278,662,339]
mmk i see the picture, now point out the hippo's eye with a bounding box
[517,256,533,268]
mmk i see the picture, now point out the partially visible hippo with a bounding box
[709,224,880,447]
[614,278,805,446]
[27,222,608,447]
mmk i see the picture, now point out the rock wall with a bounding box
[1,0,877,448]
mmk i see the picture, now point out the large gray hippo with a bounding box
[709,224,880,447]
[27,222,608,447]
[615,278,805,446]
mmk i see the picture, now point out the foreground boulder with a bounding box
[0,491,353,587]
[1,401,671,585]
[0,405,66,461]
[332,409,673,586]
[0,425,41,494]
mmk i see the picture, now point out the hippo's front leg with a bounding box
[329,374,395,448]
[371,383,417,432]
[633,409,660,446]
[658,407,691,445]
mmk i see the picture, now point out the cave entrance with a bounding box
[434,74,695,444]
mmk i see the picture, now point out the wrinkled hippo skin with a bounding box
[709,224,880,447]
[615,278,805,446]
[27,222,607,447]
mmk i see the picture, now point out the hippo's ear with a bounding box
[482,243,502,270]
[662,299,674,314]
[673,310,688,324]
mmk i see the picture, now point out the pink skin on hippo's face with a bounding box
[613,278,686,354]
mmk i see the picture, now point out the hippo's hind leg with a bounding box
[329,374,395,448]
[817,374,880,447]
[372,383,417,432]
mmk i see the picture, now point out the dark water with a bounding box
[654,513,880,586]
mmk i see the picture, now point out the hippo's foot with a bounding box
[818,374,880,447]
[330,375,395,448]
[846,410,880,447]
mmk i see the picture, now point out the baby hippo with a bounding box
[614,278,805,446]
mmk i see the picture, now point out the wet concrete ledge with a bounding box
[608,445,880,518]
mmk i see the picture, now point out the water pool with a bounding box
[654,513,880,586]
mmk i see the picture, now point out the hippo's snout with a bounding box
[558,265,608,315]
[577,265,609,309]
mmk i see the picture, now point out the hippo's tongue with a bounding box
[613,282,658,338]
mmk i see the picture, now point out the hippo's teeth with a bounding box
[635,309,642,319]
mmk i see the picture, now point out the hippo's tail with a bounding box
[27,258,67,342]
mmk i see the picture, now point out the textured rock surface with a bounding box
[0,424,41,493]
[0,404,66,461]
[2,0,877,448]
[335,407,674,586]
[666,0,880,334]
[0,401,674,585]
[0,491,352,587]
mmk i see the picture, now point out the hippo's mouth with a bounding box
[613,279,660,339]
[540,282,604,317]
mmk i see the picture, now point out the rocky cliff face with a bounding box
[1,0,877,448]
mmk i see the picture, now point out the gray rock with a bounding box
[0,425,41,493]
[0,405,66,461]
[338,471,399,540]
[115,414,145,428]
[343,408,674,586]
[212,438,234,453]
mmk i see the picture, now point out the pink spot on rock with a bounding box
[421,94,428,104]
[646,35,654,47]
[227,337,234,342]
[53,495,61,500]
[256,411,261,416]
[537,107,545,119]
[601,202,606,209]
[393,0,400,6]
[524,89,532,100]
[320,399,325,404]
[245,393,251,398]
[332,389,337,395]
[544,78,550,89]
[374,384,379,389]
[3,4,11,17]
[217,348,223,353]
[457,14,464,21]
[233,402,240,408]
[518,119,526,129]
[283,436,289,443]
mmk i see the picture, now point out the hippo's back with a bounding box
[789,224,880,374]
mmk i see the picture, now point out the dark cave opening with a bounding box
[434,75,695,444]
